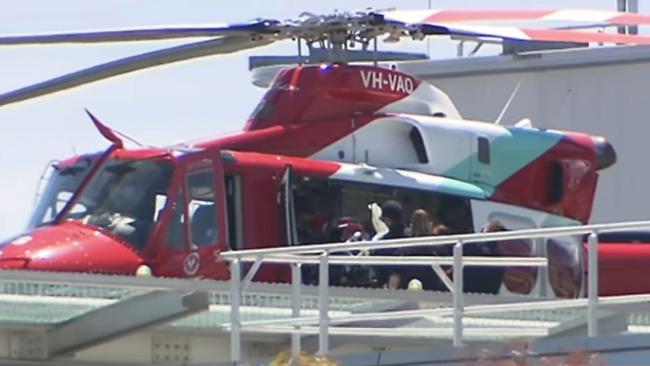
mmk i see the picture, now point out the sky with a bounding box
[0,0,641,239]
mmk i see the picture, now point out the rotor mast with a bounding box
[288,11,386,65]
[328,29,350,63]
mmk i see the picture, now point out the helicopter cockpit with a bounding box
[62,158,173,250]
[0,141,232,276]
[29,153,174,251]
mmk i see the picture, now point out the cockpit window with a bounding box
[28,156,96,228]
[63,158,172,250]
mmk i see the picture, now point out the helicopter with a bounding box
[1,7,650,298]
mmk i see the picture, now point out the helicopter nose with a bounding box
[0,223,144,274]
[592,136,617,170]
[0,237,30,269]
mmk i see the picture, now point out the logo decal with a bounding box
[183,252,200,276]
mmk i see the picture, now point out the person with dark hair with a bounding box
[379,200,405,239]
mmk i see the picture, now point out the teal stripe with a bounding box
[444,127,563,195]
[434,177,486,199]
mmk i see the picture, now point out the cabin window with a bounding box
[187,169,218,248]
[547,238,582,298]
[409,127,429,164]
[477,137,490,164]
[497,237,538,295]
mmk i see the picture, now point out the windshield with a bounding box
[28,155,96,229]
[63,158,173,250]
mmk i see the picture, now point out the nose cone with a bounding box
[592,136,617,170]
[0,222,143,274]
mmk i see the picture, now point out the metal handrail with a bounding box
[221,220,650,258]
[225,220,650,362]
[238,254,548,266]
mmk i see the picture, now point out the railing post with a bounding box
[588,231,599,337]
[317,251,330,356]
[453,240,464,347]
[291,263,302,358]
[230,258,241,364]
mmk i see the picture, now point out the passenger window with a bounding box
[498,238,538,295]
[478,137,490,164]
[409,127,429,164]
[188,170,218,247]
[547,238,582,298]
[166,188,185,251]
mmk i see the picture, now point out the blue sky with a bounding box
[0,0,639,238]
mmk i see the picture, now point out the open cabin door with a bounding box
[281,165,299,246]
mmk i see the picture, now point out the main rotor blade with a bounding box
[377,10,650,45]
[417,23,650,45]
[0,36,273,107]
[379,9,650,26]
[0,21,277,45]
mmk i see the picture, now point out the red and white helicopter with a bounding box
[0,8,649,298]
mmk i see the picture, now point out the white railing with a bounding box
[221,220,650,363]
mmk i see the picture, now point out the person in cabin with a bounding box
[409,209,436,237]
[463,219,507,294]
[403,209,439,290]
[370,200,407,289]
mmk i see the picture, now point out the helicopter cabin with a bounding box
[220,150,584,299]
[16,145,635,298]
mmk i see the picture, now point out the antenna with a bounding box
[297,37,303,65]
[495,81,522,125]
[113,129,146,147]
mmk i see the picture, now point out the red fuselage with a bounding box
[0,64,634,298]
